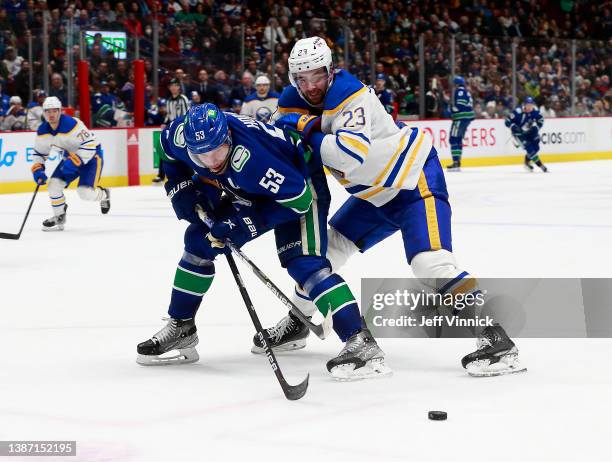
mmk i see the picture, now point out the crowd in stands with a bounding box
[0,0,609,130]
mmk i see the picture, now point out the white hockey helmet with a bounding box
[42,96,62,111]
[255,75,271,86]
[288,37,334,94]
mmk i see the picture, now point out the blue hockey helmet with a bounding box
[453,75,465,86]
[183,103,229,156]
[524,96,535,105]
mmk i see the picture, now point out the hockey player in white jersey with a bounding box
[240,75,280,122]
[31,97,110,231]
[256,37,525,377]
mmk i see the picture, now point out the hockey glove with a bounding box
[276,113,322,142]
[165,178,201,223]
[31,163,47,185]
[207,207,261,249]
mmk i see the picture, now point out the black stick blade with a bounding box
[283,373,309,401]
[0,233,20,240]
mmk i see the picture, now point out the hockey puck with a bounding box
[428,411,447,421]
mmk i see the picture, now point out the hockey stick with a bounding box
[0,184,40,240]
[224,252,309,400]
[195,205,326,339]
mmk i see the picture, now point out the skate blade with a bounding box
[42,225,64,232]
[330,357,393,382]
[250,338,307,355]
[524,165,534,172]
[447,167,461,172]
[466,356,527,377]
[137,348,199,366]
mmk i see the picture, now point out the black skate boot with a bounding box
[251,311,310,354]
[136,317,199,365]
[42,204,67,231]
[100,188,111,214]
[535,160,548,172]
[524,158,534,172]
[326,328,392,381]
[461,323,526,377]
[447,160,461,172]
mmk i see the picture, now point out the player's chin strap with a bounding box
[195,204,326,340]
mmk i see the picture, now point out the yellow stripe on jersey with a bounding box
[278,107,310,115]
[338,134,369,156]
[323,87,367,116]
[373,134,409,185]
[356,185,385,200]
[93,154,102,187]
[68,152,82,166]
[417,172,442,250]
[396,132,425,188]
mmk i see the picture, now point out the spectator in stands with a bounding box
[3,46,23,80]
[230,71,255,104]
[25,89,45,131]
[174,68,190,95]
[92,81,119,128]
[0,82,10,117]
[1,95,26,131]
[145,98,166,126]
[191,69,219,105]
[49,73,67,106]
[189,90,201,105]
[229,98,243,114]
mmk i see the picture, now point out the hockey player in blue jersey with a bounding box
[375,73,395,117]
[505,97,547,172]
[447,76,475,171]
[136,103,391,380]
[256,37,525,377]
[31,97,110,231]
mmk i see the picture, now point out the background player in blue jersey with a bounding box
[505,97,548,172]
[31,97,110,231]
[136,103,391,380]
[447,76,475,171]
[260,37,525,377]
[375,73,395,117]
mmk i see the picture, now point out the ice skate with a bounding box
[461,323,526,377]
[100,187,111,214]
[537,162,548,173]
[326,328,392,381]
[524,158,534,172]
[446,160,461,172]
[252,311,310,354]
[42,204,67,231]
[137,317,199,365]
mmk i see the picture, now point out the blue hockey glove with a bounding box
[31,163,47,185]
[207,207,261,249]
[275,113,322,142]
[165,178,201,223]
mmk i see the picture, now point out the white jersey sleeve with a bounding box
[70,119,99,163]
[320,87,431,191]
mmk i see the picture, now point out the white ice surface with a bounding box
[1,161,612,461]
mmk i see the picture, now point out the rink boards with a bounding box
[1,116,611,194]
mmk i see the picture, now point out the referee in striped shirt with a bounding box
[153,78,190,184]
